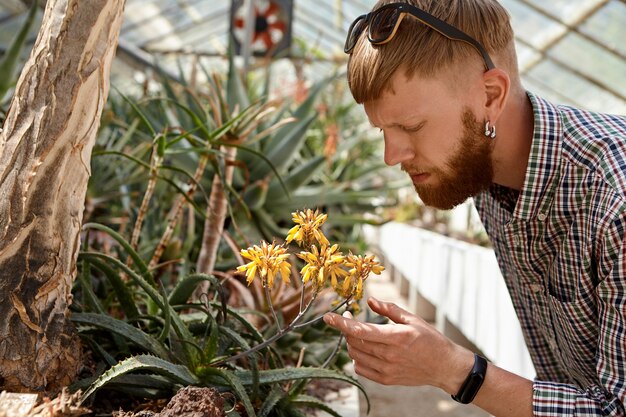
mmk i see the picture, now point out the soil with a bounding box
[158,387,225,417]
[110,387,224,417]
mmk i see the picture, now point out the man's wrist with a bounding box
[451,353,488,404]
[439,346,475,395]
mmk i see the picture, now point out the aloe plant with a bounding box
[0,0,38,104]
[73,222,370,416]
[76,51,405,414]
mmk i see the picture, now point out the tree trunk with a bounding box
[0,0,126,392]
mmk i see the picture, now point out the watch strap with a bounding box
[451,353,488,404]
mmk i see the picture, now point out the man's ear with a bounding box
[482,68,510,123]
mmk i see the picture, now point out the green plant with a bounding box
[75,58,388,414]
[77,49,401,414]
[73,210,377,416]
[0,0,38,107]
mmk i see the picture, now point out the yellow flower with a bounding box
[344,253,385,279]
[336,253,384,300]
[286,208,329,247]
[237,241,291,288]
[297,243,347,289]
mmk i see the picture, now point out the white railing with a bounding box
[364,222,536,380]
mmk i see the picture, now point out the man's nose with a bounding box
[383,133,414,166]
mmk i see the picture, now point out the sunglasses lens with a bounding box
[369,8,401,43]
[345,16,367,53]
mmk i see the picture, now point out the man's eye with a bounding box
[402,121,425,133]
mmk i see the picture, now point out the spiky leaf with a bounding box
[72,313,171,360]
[80,355,199,403]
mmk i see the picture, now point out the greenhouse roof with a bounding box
[0,0,625,114]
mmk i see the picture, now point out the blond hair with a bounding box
[347,0,517,103]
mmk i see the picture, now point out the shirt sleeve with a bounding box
[532,381,624,416]
[532,213,626,416]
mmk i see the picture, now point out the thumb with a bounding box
[367,297,413,324]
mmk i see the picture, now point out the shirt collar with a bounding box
[512,91,563,221]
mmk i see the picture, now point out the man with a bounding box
[323,1,626,416]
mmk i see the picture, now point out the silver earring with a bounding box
[484,121,496,139]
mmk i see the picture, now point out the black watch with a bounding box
[451,353,488,404]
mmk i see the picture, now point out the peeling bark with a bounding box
[196,146,237,277]
[0,0,126,392]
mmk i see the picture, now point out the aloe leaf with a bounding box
[289,395,342,417]
[266,155,325,200]
[77,259,106,314]
[226,50,250,112]
[251,209,289,241]
[249,114,317,179]
[81,223,153,286]
[233,367,366,400]
[113,118,142,151]
[157,284,171,343]
[160,98,212,141]
[197,367,256,417]
[208,302,265,344]
[293,74,337,121]
[156,64,205,129]
[242,179,269,210]
[250,72,336,157]
[74,372,177,396]
[266,188,384,211]
[217,326,252,354]
[114,89,157,137]
[107,374,176,391]
[261,75,335,154]
[217,327,261,398]
[0,0,37,100]
[215,326,263,384]
[202,314,220,363]
[97,146,211,205]
[102,386,170,399]
[232,143,288,196]
[80,355,199,403]
[259,385,286,417]
[79,256,139,319]
[285,407,308,417]
[79,251,198,367]
[168,273,225,312]
[73,313,171,360]
[159,164,211,205]
[85,337,117,367]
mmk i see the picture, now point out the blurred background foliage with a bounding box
[73,31,400,415]
[0,4,400,413]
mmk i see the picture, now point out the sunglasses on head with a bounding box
[344,2,496,71]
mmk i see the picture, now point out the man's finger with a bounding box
[324,312,383,341]
[367,297,414,325]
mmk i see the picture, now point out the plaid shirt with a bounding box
[474,92,626,416]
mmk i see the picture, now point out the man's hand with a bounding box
[324,297,473,393]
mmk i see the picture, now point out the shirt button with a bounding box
[537,213,547,221]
